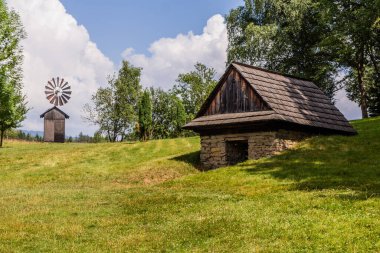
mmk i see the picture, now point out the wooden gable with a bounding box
[202,67,269,116]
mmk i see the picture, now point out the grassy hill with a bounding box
[0,118,379,252]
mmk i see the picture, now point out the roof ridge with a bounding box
[40,106,70,119]
[231,61,314,82]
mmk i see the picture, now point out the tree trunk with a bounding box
[357,64,369,118]
[107,132,111,142]
[0,130,4,148]
[356,48,369,119]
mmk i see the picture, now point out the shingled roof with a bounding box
[184,62,356,135]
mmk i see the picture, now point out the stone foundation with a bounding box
[200,130,309,169]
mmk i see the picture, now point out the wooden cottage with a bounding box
[183,62,356,169]
[40,106,69,143]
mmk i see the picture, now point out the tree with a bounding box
[35,134,42,142]
[93,131,105,143]
[0,1,28,147]
[150,88,187,139]
[226,0,379,117]
[171,96,187,136]
[365,67,380,117]
[84,61,142,142]
[138,90,152,141]
[332,1,380,118]
[173,63,217,120]
[150,88,172,139]
[226,0,339,99]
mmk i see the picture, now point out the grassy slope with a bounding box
[0,118,379,252]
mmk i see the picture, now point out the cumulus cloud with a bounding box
[122,14,228,89]
[6,0,114,136]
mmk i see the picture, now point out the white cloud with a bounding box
[6,0,114,136]
[122,14,228,89]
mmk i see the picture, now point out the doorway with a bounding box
[226,140,248,165]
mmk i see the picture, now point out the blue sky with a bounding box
[60,0,243,64]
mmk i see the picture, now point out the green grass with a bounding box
[0,118,379,252]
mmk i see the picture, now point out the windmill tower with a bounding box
[40,77,71,143]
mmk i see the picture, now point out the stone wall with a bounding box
[200,130,309,169]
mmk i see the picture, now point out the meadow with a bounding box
[0,118,379,252]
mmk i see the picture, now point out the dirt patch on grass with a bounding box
[112,160,198,188]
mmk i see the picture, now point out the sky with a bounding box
[6,0,362,136]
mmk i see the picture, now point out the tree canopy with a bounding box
[84,62,216,141]
[331,0,380,118]
[83,61,142,142]
[138,90,153,141]
[150,87,187,139]
[173,63,217,120]
[226,0,380,114]
[0,0,28,147]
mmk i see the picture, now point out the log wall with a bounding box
[204,69,268,116]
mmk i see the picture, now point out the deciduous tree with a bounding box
[226,0,379,117]
[150,88,187,139]
[332,1,380,118]
[0,0,28,147]
[173,63,217,120]
[226,0,339,99]
[83,61,142,141]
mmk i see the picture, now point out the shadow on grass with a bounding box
[240,133,380,199]
[171,151,202,170]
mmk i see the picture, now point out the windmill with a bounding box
[44,77,72,106]
[40,77,71,143]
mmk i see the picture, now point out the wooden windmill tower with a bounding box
[40,77,71,143]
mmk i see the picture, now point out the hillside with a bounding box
[0,118,379,252]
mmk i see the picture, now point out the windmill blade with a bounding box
[45,85,53,91]
[49,96,56,104]
[52,78,57,87]
[63,91,72,95]
[58,96,63,106]
[45,91,54,95]
[47,81,55,89]
[61,82,69,89]
[51,95,57,104]
[62,93,71,100]
[46,94,55,101]
[62,86,71,91]
[56,77,60,86]
[54,96,59,106]
[61,95,68,104]
[59,78,65,87]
